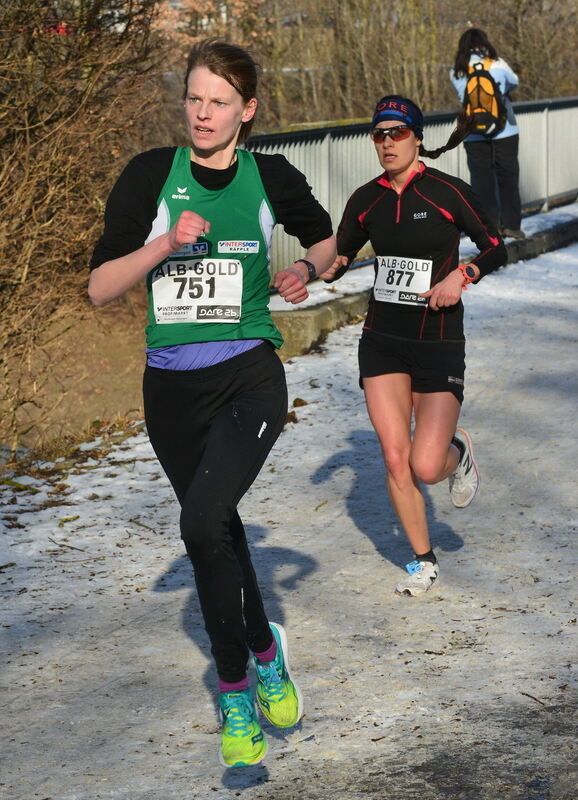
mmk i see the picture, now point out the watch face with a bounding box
[465,266,475,278]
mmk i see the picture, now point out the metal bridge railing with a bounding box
[246,96,578,272]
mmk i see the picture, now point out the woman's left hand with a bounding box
[274,267,309,304]
[420,269,465,311]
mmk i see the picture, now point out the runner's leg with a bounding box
[143,350,287,683]
[410,391,461,484]
[363,373,430,555]
[229,510,275,655]
[180,361,287,681]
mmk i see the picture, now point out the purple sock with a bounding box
[254,637,277,664]
[219,677,249,694]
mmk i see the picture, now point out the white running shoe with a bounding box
[395,560,439,597]
[449,428,480,508]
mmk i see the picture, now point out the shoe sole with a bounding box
[451,428,480,508]
[265,622,304,728]
[395,584,436,597]
[395,572,439,597]
[219,746,267,768]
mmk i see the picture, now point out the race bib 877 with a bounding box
[373,255,432,306]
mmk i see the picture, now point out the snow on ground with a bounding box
[1,225,577,799]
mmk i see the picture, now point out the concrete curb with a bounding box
[503,215,578,262]
[274,289,371,359]
[273,217,578,358]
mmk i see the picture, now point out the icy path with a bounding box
[1,244,577,799]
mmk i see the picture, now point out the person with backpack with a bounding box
[321,95,507,597]
[451,28,525,239]
[89,38,336,768]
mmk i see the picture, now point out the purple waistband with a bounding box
[146,340,263,370]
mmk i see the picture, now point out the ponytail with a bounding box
[418,111,474,160]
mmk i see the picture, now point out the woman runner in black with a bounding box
[322,95,506,597]
[88,39,336,767]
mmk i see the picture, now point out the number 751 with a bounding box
[173,276,216,299]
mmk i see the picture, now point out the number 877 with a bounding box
[384,269,415,287]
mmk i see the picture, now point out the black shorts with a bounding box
[358,331,466,403]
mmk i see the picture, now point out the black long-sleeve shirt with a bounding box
[90,147,332,269]
[336,164,507,340]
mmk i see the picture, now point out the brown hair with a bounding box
[183,38,260,142]
[418,111,475,160]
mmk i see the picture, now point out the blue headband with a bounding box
[372,96,424,140]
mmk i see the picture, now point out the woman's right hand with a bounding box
[318,254,349,283]
[89,210,212,306]
[167,210,211,252]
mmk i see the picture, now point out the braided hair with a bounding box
[418,110,475,160]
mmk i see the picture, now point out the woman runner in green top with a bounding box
[89,38,336,768]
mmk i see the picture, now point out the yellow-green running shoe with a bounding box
[218,689,267,768]
[254,622,303,729]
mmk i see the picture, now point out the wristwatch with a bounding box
[294,258,317,283]
[458,263,477,286]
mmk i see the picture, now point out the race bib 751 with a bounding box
[151,258,243,324]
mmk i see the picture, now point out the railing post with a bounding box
[326,131,332,230]
[542,103,550,212]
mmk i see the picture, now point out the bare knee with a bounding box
[383,446,412,490]
[409,451,446,485]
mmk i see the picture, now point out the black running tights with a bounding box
[143,343,288,682]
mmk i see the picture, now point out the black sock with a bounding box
[452,435,465,460]
[415,549,437,565]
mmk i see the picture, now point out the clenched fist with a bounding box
[167,210,211,252]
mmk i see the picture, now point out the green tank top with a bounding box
[144,148,283,349]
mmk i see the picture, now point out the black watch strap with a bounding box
[294,258,317,282]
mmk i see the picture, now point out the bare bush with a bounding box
[153,0,577,131]
[0,0,163,454]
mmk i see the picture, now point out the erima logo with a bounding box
[448,376,464,385]
[171,186,190,200]
[413,211,427,219]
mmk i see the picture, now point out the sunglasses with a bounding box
[370,125,413,143]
